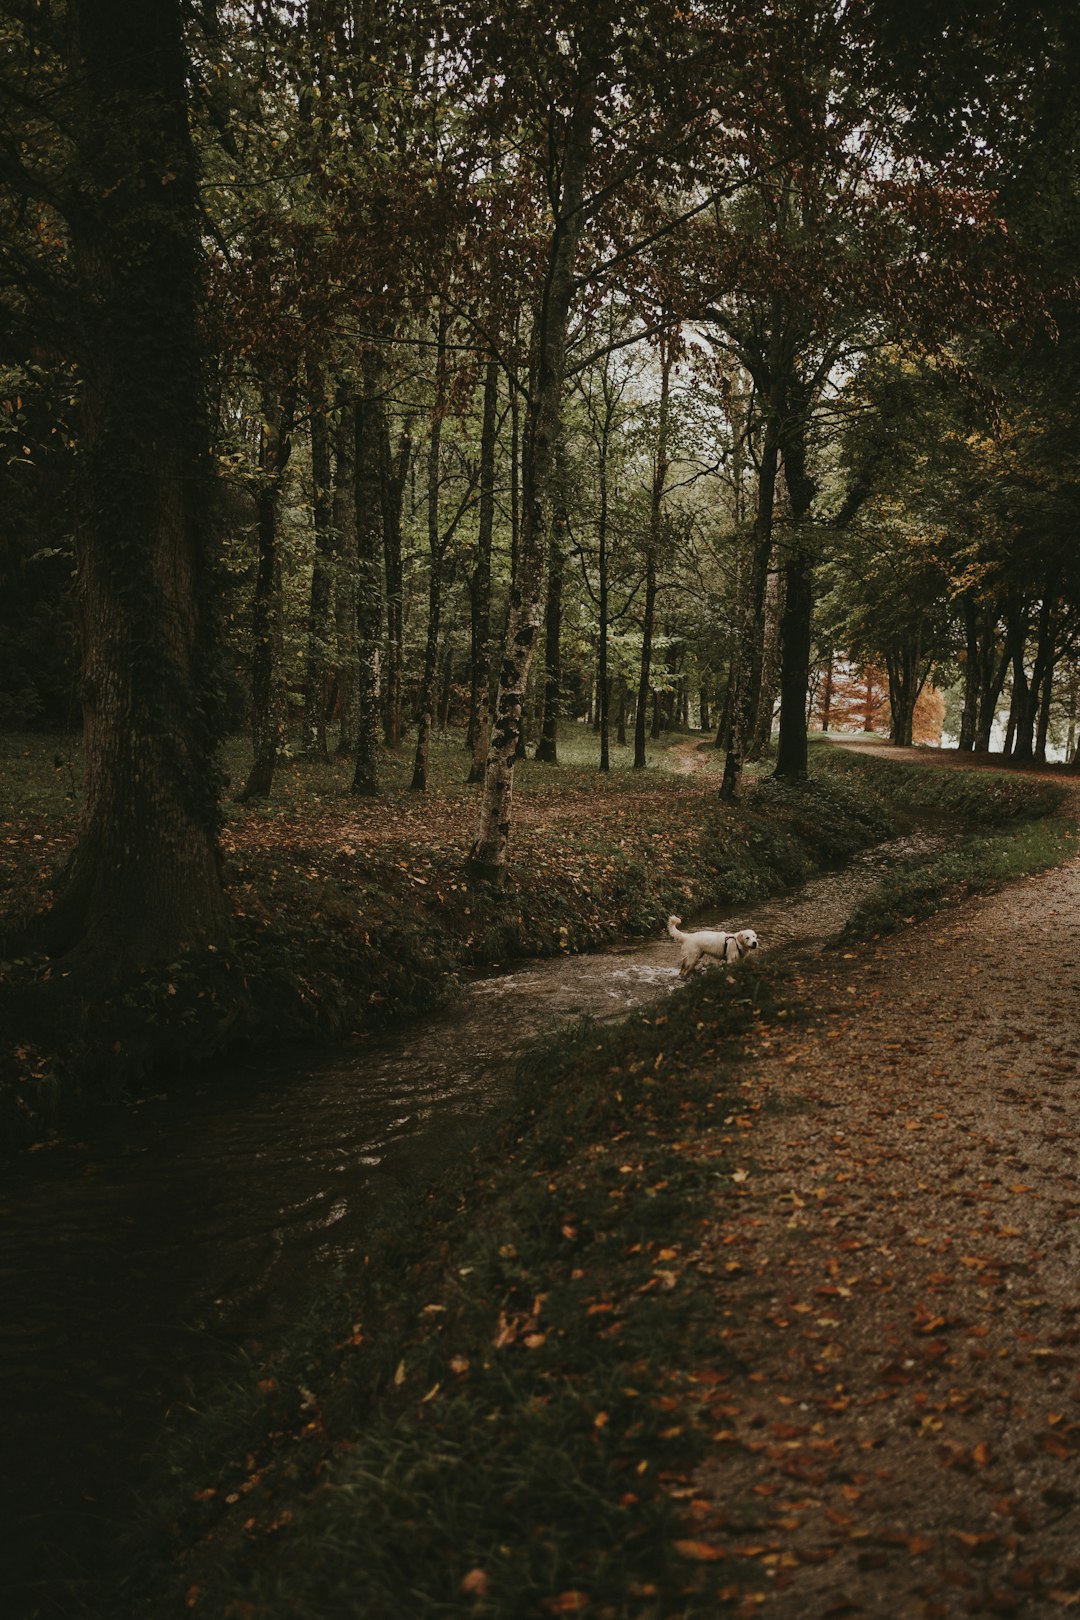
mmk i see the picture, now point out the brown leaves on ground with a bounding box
[670,855,1080,1615]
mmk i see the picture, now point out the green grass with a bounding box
[840,815,1079,942]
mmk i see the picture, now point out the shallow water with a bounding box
[0,832,940,1616]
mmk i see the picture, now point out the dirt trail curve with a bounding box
[683,743,1080,1617]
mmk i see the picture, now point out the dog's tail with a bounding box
[666,914,684,941]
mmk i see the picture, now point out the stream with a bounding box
[0,833,936,1617]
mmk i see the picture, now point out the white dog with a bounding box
[666,915,760,977]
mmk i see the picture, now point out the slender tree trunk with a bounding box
[301,357,333,761]
[958,594,980,752]
[467,356,499,780]
[438,644,454,729]
[535,513,564,763]
[616,675,628,746]
[412,315,449,791]
[1015,579,1056,763]
[720,372,783,799]
[47,0,229,973]
[774,413,816,781]
[351,350,384,795]
[598,494,611,771]
[381,423,409,748]
[467,61,601,881]
[751,567,783,758]
[974,609,1011,752]
[634,342,672,769]
[332,382,359,755]
[819,651,834,732]
[237,381,296,801]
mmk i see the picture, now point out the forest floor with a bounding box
[141,742,1080,1620]
[679,777,1080,1616]
[620,737,1080,1614]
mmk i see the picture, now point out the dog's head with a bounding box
[735,929,760,956]
[667,914,682,929]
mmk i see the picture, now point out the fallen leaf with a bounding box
[673,1539,726,1562]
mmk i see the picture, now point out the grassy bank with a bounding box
[810,745,1077,941]
[0,729,890,1150]
[126,749,1080,1620]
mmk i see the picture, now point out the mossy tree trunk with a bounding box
[49,0,229,977]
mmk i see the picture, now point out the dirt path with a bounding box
[680,769,1080,1615]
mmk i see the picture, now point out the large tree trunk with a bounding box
[46,0,228,975]
[958,594,980,752]
[237,381,296,801]
[467,62,600,882]
[467,356,499,782]
[351,351,384,796]
[301,357,334,761]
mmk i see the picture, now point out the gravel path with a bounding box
[683,750,1080,1617]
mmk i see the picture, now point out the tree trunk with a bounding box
[819,651,834,732]
[301,356,334,761]
[467,355,499,781]
[751,575,780,758]
[774,411,816,781]
[381,422,409,749]
[412,315,449,792]
[720,372,783,799]
[535,510,564,763]
[596,411,612,770]
[616,675,628,747]
[332,382,360,756]
[958,594,980,752]
[1015,578,1056,763]
[975,606,1012,752]
[47,0,229,974]
[634,342,672,769]
[467,59,601,881]
[237,380,296,801]
[351,350,384,796]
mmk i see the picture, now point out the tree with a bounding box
[34,0,229,975]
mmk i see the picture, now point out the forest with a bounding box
[4,2,1080,938]
[5,3,1080,1619]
